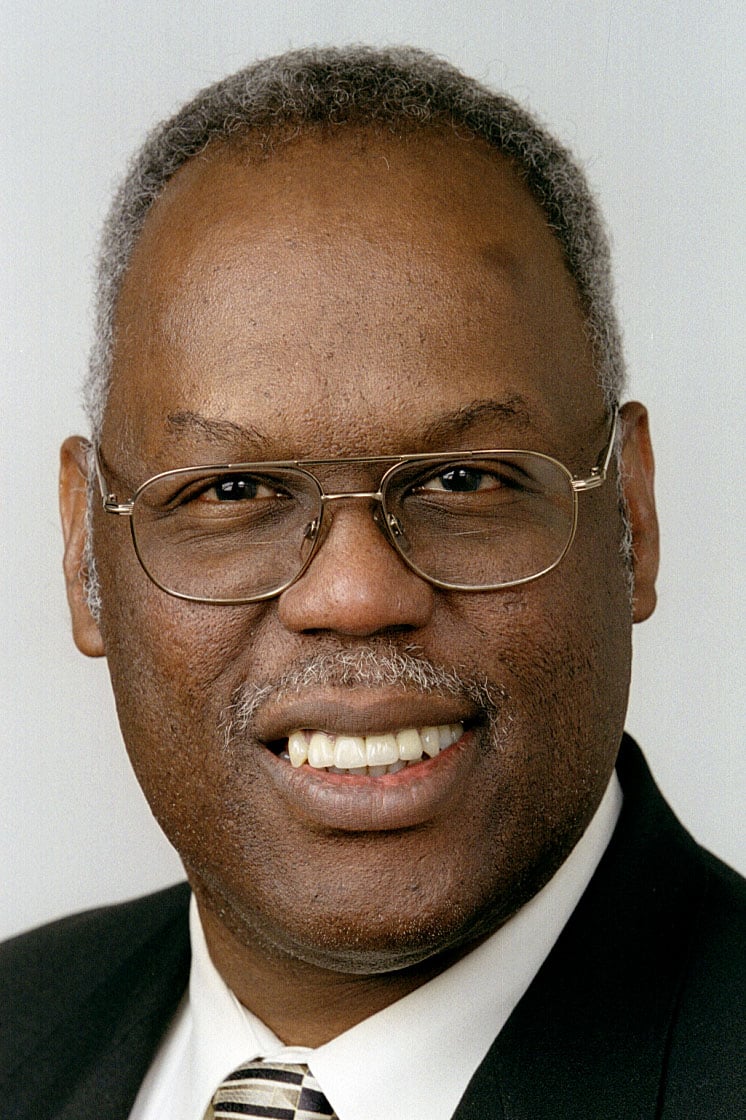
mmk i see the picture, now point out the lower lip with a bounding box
[258,730,477,831]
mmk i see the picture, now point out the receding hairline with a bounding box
[187,106,519,162]
[85,46,626,440]
[125,118,567,275]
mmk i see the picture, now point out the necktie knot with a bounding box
[209,1060,337,1119]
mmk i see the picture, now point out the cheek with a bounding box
[446,492,630,686]
[95,529,271,820]
[443,500,632,798]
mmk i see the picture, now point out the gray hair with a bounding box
[83,45,625,440]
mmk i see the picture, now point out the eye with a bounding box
[195,473,286,504]
[419,466,502,493]
[211,475,269,501]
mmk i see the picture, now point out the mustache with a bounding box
[222,645,508,742]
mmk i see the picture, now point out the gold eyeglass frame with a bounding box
[94,406,619,604]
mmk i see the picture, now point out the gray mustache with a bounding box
[223,645,507,739]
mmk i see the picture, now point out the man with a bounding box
[1,46,743,1119]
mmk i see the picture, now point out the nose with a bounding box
[277,499,435,636]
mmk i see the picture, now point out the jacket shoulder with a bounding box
[616,739,746,1113]
[0,883,191,1075]
[661,848,746,1116]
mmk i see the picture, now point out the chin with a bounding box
[201,860,545,979]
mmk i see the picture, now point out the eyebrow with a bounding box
[165,394,535,459]
[420,395,534,443]
[166,411,266,452]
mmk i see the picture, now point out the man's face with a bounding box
[62,128,657,975]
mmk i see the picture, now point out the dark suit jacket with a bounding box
[1,737,744,1119]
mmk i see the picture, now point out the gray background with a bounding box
[2,1,744,941]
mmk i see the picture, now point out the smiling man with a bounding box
[2,47,743,1120]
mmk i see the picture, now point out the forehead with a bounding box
[105,126,599,465]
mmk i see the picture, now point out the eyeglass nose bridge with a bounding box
[302,488,409,560]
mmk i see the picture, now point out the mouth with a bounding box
[252,706,483,830]
[278,722,465,776]
[247,689,485,830]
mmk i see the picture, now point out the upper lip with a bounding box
[251,688,478,743]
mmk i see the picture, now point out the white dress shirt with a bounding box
[129,773,622,1120]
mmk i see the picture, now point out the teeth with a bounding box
[366,734,399,766]
[285,722,464,772]
[420,726,441,757]
[334,735,367,769]
[396,728,424,760]
[288,731,309,767]
[308,731,334,768]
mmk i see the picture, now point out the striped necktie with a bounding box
[209,1061,338,1119]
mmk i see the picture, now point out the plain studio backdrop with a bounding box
[1,1,743,941]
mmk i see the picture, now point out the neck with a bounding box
[194,893,479,1047]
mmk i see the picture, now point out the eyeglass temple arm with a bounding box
[571,405,619,492]
[94,447,135,516]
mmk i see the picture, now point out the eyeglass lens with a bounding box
[129,455,576,602]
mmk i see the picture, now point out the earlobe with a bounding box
[618,402,660,623]
[59,436,106,657]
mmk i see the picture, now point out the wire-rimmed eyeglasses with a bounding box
[94,407,618,604]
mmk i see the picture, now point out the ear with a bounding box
[618,402,659,623]
[59,436,106,656]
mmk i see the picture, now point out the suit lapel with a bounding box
[452,737,706,1119]
[6,886,190,1120]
